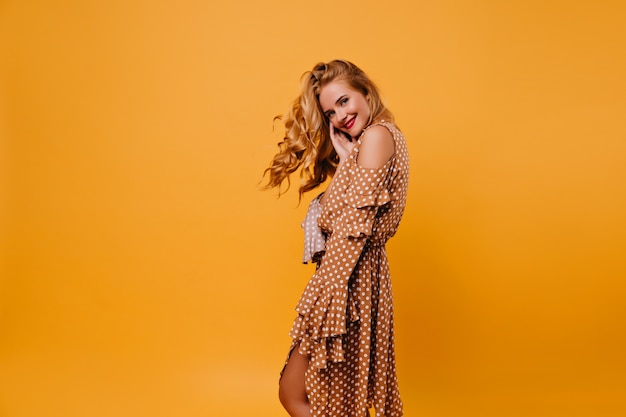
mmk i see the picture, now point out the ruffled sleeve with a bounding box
[291,156,394,369]
[301,193,326,264]
[335,159,393,240]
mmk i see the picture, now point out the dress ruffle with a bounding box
[292,232,366,369]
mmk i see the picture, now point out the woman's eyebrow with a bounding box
[323,95,348,115]
[334,95,347,105]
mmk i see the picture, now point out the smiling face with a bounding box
[318,79,371,139]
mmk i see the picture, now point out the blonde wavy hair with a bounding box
[263,59,394,198]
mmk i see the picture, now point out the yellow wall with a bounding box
[1,1,625,416]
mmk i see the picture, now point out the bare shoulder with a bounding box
[357,124,395,169]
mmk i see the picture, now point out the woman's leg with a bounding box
[279,346,311,417]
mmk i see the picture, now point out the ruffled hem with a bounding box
[294,276,348,339]
[290,292,360,370]
[290,316,345,370]
[291,235,366,369]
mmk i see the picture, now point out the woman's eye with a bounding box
[327,111,335,118]
[341,98,349,105]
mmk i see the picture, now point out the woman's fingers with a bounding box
[329,123,355,162]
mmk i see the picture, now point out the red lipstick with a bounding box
[344,116,356,130]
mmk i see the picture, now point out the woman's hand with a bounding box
[329,124,356,163]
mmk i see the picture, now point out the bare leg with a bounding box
[279,346,312,417]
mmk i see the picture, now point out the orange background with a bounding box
[1,1,625,416]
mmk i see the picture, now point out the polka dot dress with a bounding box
[287,121,409,417]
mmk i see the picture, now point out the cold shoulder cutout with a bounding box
[356,123,395,169]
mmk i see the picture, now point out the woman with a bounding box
[264,59,409,417]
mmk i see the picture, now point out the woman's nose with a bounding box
[335,108,346,121]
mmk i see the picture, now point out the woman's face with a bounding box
[319,79,371,139]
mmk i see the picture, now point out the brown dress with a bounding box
[288,120,409,417]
